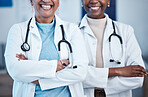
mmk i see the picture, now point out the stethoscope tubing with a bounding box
[21,18,76,68]
[109,21,123,64]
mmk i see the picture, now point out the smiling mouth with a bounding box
[90,7,100,10]
[40,5,52,10]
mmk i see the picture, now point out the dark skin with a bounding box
[82,0,110,19]
[81,0,147,77]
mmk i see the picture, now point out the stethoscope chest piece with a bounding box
[21,18,32,52]
[21,42,30,52]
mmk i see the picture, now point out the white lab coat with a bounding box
[79,14,145,97]
[5,15,88,97]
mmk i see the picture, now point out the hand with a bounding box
[16,54,39,84]
[62,59,70,66]
[56,60,70,72]
[16,53,27,60]
[118,65,147,77]
[16,53,70,72]
[109,65,147,77]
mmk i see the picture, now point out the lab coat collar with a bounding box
[80,14,114,41]
[79,15,96,38]
[79,14,88,28]
[29,14,64,33]
[28,14,64,50]
[28,14,64,38]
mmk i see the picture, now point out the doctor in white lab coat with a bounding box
[80,0,147,97]
[4,0,88,97]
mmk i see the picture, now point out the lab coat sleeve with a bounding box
[39,25,88,90]
[105,25,145,95]
[4,24,57,83]
[83,67,109,88]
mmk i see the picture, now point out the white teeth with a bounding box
[91,7,99,10]
[41,5,51,9]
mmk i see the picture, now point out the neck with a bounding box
[35,15,55,23]
[87,13,105,19]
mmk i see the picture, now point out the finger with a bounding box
[131,70,146,77]
[68,60,70,64]
[21,56,26,59]
[16,54,23,58]
[135,65,145,71]
[132,66,145,71]
[133,75,144,77]
[134,67,147,74]
[62,66,65,69]
[135,74,144,77]
[16,54,20,58]
[20,53,24,56]
[16,55,23,59]
[132,69,146,74]
[131,72,144,77]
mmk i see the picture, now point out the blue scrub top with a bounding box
[35,19,71,97]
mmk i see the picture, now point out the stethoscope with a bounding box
[109,21,123,64]
[21,18,77,68]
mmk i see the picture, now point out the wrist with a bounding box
[114,68,121,76]
[109,68,120,77]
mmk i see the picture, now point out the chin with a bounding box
[42,13,54,18]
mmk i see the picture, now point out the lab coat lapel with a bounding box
[103,14,114,42]
[54,15,69,60]
[54,15,63,51]
[80,15,96,38]
[29,17,42,60]
[80,15,97,66]
[30,17,41,38]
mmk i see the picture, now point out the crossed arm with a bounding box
[16,53,147,81]
[16,53,70,84]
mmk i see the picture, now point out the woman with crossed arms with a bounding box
[4,0,88,97]
[80,0,147,97]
